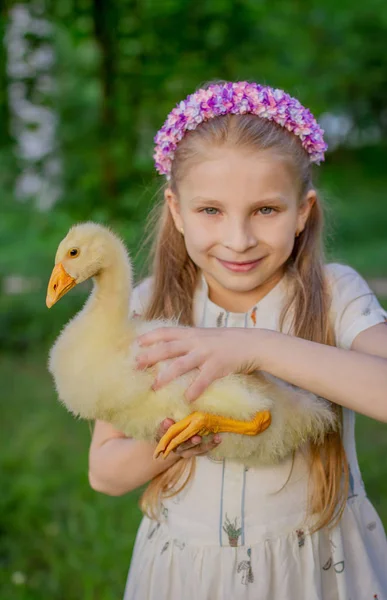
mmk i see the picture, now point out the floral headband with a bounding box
[153,81,328,179]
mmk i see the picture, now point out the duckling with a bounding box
[46,222,337,466]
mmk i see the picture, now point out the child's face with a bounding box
[166,146,315,310]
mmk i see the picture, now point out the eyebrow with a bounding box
[190,195,288,209]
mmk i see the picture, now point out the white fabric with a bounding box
[124,264,387,600]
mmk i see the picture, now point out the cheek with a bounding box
[185,229,214,255]
[259,215,297,250]
[258,213,295,240]
[184,215,217,249]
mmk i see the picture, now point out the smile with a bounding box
[216,257,263,272]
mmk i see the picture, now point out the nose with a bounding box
[223,220,257,254]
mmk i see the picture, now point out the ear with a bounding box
[165,188,184,233]
[296,189,316,235]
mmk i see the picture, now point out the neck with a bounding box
[85,242,133,331]
[203,267,285,313]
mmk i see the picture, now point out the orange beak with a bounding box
[46,263,77,308]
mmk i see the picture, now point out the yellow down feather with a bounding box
[47,222,337,465]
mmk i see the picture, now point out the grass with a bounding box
[0,350,143,600]
[1,348,387,599]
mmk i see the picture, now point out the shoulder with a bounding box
[324,263,387,349]
[325,262,362,285]
[324,262,374,303]
[129,276,154,316]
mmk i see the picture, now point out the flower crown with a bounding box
[154,81,328,179]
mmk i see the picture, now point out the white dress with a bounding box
[124,264,387,600]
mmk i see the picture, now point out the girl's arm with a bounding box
[88,420,181,496]
[89,419,222,495]
[258,322,387,422]
[136,325,387,422]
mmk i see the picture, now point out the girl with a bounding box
[88,81,387,599]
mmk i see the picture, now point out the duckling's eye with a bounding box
[68,248,79,258]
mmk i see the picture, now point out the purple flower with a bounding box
[153,81,327,178]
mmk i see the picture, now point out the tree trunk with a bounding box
[92,0,119,203]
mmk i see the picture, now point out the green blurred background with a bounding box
[1,1,387,598]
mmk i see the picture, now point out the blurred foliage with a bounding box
[1,0,387,350]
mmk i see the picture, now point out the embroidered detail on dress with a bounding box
[322,558,332,571]
[147,522,161,540]
[160,541,170,555]
[296,529,305,547]
[250,307,257,326]
[222,514,242,547]
[362,308,371,316]
[216,311,224,327]
[367,521,377,531]
[173,539,186,550]
[131,310,141,319]
[321,557,345,573]
[160,539,185,553]
[237,548,254,585]
[161,503,169,520]
[334,560,345,573]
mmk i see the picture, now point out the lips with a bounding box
[222,259,258,265]
[216,257,263,272]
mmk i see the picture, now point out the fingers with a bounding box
[155,418,175,442]
[184,363,221,403]
[153,353,201,390]
[156,419,221,457]
[135,340,190,370]
[173,434,202,453]
[137,327,191,347]
[178,435,222,459]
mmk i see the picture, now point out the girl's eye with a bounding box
[259,207,275,215]
[200,206,276,216]
[201,207,219,215]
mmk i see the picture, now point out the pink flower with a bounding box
[153,82,327,178]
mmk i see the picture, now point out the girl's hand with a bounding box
[135,327,263,402]
[156,418,222,458]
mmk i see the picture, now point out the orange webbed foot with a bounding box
[154,410,271,459]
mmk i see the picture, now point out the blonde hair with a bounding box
[139,112,349,532]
